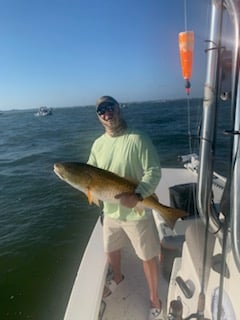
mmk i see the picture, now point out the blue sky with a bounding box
[0,0,210,110]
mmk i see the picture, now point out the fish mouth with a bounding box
[54,163,63,179]
[53,163,59,172]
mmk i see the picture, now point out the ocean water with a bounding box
[0,99,230,320]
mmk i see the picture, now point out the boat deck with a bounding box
[64,166,224,320]
[101,168,199,320]
[101,241,168,320]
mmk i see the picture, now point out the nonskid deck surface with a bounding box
[101,240,168,320]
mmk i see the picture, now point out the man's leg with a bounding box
[108,249,123,284]
[143,256,161,309]
[103,249,124,298]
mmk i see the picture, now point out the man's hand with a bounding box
[115,192,139,208]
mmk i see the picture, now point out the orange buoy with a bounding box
[179,31,194,95]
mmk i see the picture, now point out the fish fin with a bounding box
[87,188,93,204]
[87,188,100,207]
[135,204,144,215]
[158,205,189,229]
[92,197,101,207]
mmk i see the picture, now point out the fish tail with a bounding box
[155,204,189,230]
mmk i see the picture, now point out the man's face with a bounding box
[96,103,120,130]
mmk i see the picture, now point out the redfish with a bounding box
[54,162,188,229]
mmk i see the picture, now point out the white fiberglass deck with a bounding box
[64,167,223,320]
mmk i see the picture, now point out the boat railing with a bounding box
[228,0,240,272]
[198,0,240,271]
[198,0,225,235]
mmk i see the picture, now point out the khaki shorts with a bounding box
[103,215,160,261]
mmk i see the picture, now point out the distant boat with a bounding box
[34,106,52,117]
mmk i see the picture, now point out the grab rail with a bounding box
[228,0,240,272]
[197,0,224,234]
[198,0,240,271]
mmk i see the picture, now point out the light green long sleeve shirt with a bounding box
[87,129,161,221]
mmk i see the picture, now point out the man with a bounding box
[88,95,162,319]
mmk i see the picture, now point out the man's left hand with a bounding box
[115,192,139,208]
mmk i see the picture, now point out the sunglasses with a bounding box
[97,103,115,116]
